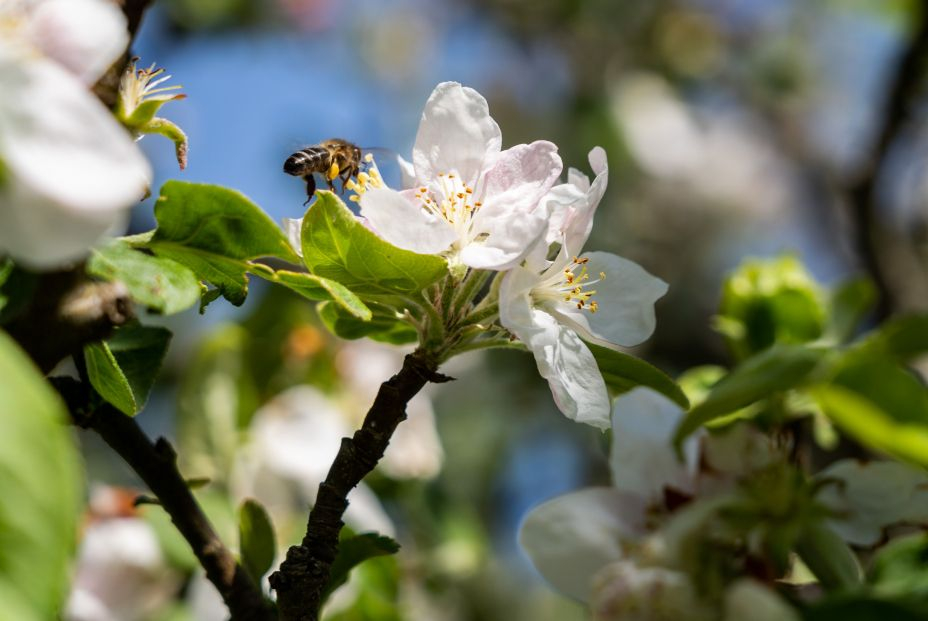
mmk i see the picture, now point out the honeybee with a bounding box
[283,138,363,203]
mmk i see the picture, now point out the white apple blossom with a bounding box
[0,0,150,269]
[499,147,668,428]
[357,81,562,272]
[520,389,797,619]
[65,487,180,621]
[232,385,395,538]
[519,388,697,601]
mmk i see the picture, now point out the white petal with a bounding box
[26,0,129,84]
[0,55,149,268]
[359,187,457,255]
[551,251,668,348]
[502,288,611,428]
[476,140,562,215]
[816,459,928,547]
[563,146,608,255]
[609,388,698,500]
[458,208,548,270]
[412,82,501,186]
[282,217,303,257]
[519,488,649,602]
[541,181,587,248]
[396,153,417,189]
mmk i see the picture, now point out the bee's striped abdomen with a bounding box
[283,147,329,176]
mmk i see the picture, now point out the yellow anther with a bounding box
[349,195,360,202]
[600,272,606,280]
[465,187,473,194]
[357,172,370,185]
[364,153,373,162]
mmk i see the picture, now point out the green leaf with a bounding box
[89,240,200,315]
[317,300,418,344]
[322,531,400,603]
[301,191,447,296]
[829,353,928,426]
[147,181,300,306]
[84,341,135,415]
[811,385,928,468]
[826,277,875,343]
[238,499,276,584]
[588,343,689,409]
[794,521,861,591]
[0,332,82,620]
[674,344,826,448]
[860,314,928,362]
[869,534,928,601]
[176,324,259,482]
[254,269,371,320]
[84,324,172,416]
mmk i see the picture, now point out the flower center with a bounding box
[535,256,605,313]
[412,172,483,235]
[346,153,386,200]
[118,59,184,118]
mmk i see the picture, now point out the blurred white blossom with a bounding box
[65,487,180,621]
[0,0,150,268]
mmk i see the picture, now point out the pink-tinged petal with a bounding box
[459,209,548,270]
[551,252,667,349]
[609,388,698,501]
[519,488,650,602]
[413,82,501,186]
[359,187,457,255]
[500,272,611,427]
[0,54,150,268]
[541,181,586,248]
[27,0,129,84]
[562,146,608,255]
[476,140,562,216]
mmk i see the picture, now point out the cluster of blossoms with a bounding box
[354,81,668,429]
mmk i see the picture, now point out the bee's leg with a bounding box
[302,174,317,206]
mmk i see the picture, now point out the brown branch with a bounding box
[269,350,449,621]
[7,267,133,373]
[58,378,275,621]
[846,8,928,319]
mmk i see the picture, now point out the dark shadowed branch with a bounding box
[58,378,275,621]
[270,350,450,621]
[846,7,928,319]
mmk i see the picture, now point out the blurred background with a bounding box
[74,1,928,619]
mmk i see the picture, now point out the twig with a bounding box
[846,8,928,319]
[59,378,275,621]
[269,350,450,621]
[7,267,133,373]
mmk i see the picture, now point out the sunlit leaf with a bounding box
[146,181,300,306]
[238,499,276,584]
[88,240,200,315]
[301,191,447,297]
[674,345,826,447]
[84,324,172,416]
[0,332,82,620]
[811,385,928,468]
[588,343,689,409]
[253,269,371,320]
[321,531,400,604]
[317,300,417,345]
